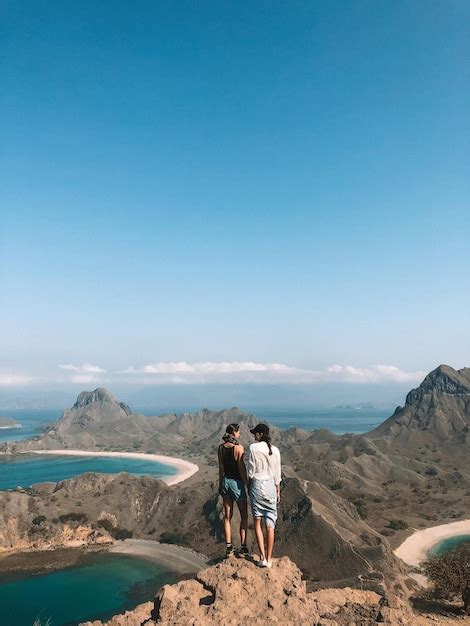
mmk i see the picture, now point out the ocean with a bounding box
[0,553,177,626]
[0,453,177,491]
[0,406,391,489]
[0,405,393,445]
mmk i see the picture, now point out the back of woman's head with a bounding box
[222,423,240,443]
[225,423,239,436]
[250,423,272,455]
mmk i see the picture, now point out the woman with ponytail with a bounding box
[247,423,282,568]
[218,423,249,557]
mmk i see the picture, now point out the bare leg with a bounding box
[253,517,265,560]
[236,498,248,545]
[266,525,275,562]
[223,497,234,545]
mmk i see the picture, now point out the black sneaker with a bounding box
[237,545,250,557]
[225,544,234,558]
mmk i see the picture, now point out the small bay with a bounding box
[0,553,176,626]
[0,453,176,491]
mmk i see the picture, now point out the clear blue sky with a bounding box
[1,1,469,395]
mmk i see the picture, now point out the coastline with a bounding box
[394,519,470,567]
[19,449,199,486]
[109,538,209,574]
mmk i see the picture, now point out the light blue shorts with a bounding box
[219,476,246,502]
[249,478,278,528]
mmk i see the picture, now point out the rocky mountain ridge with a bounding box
[81,555,466,626]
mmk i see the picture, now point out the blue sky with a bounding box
[1,1,469,398]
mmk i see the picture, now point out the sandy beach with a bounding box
[394,519,470,567]
[110,538,209,574]
[21,449,199,486]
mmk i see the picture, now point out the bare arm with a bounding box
[234,445,248,486]
[218,445,224,482]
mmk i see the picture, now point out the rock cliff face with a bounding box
[80,556,446,626]
[368,365,470,456]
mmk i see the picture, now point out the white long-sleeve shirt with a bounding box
[247,441,282,485]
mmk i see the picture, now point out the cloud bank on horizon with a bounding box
[0,361,426,387]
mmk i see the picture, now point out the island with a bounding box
[0,417,22,430]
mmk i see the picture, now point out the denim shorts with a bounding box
[219,475,246,502]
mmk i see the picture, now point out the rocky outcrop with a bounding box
[80,556,447,625]
[368,365,470,456]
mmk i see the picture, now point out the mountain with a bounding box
[368,365,470,457]
[2,388,259,455]
[0,417,22,429]
[2,368,470,602]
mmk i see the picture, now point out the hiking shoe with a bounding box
[257,558,269,568]
[225,545,234,558]
[237,545,250,557]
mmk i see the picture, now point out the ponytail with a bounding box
[222,423,240,443]
[260,433,272,455]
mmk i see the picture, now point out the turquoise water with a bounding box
[0,409,62,443]
[0,406,393,446]
[429,534,470,557]
[0,453,177,491]
[0,553,177,626]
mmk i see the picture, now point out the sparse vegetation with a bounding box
[32,515,47,525]
[114,528,133,540]
[58,512,88,524]
[329,480,345,491]
[425,466,438,477]
[159,531,189,545]
[387,519,408,531]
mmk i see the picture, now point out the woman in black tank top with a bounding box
[218,423,249,557]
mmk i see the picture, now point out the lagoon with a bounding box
[0,552,176,626]
[0,453,177,491]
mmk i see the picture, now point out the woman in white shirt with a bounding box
[247,423,282,568]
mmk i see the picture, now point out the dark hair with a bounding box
[260,432,272,455]
[225,423,239,435]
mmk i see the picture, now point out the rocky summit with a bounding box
[369,365,470,457]
[80,555,453,626]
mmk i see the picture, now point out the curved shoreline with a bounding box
[18,449,199,486]
[109,538,209,574]
[394,519,470,567]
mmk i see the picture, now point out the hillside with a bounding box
[80,555,465,626]
[2,365,470,622]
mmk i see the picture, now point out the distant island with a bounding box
[0,417,22,430]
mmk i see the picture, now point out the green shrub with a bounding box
[159,531,188,545]
[114,528,133,540]
[58,512,88,524]
[387,519,408,530]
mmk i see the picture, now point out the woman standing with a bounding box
[247,423,281,568]
[218,423,249,557]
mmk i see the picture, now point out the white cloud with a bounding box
[59,363,106,373]
[120,361,425,385]
[326,364,425,383]
[0,373,34,386]
[69,375,104,385]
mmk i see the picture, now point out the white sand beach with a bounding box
[21,449,199,486]
[394,519,470,567]
[110,538,209,574]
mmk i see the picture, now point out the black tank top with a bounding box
[220,444,241,479]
